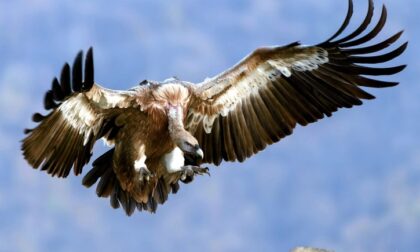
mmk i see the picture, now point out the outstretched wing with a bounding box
[22,48,136,177]
[186,0,407,165]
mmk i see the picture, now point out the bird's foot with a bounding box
[135,167,153,183]
[179,165,210,184]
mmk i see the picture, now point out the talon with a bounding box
[179,165,211,183]
[181,173,187,181]
[136,167,152,183]
[192,166,210,176]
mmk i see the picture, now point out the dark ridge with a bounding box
[285,41,301,48]
[139,80,148,85]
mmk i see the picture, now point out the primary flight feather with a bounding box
[22,0,407,215]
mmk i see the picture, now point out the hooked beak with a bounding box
[190,144,204,160]
[196,147,204,160]
[180,142,204,161]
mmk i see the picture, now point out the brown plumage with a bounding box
[22,0,406,215]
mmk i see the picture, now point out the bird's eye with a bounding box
[184,141,193,147]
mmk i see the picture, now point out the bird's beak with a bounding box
[182,143,204,160]
[195,148,204,159]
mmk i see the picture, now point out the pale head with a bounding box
[172,130,203,160]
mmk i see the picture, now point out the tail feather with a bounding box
[110,184,120,209]
[82,149,114,187]
[82,148,182,215]
[118,188,136,215]
[96,169,115,198]
[154,177,169,204]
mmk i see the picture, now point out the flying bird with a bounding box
[22,0,407,215]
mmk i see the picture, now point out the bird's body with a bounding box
[24,78,206,213]
[22,0,407,215]
[108,81,200,205]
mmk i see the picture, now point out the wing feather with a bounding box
[243,96,271,147]
[324,0,353,42]
[333,0,374,44]
[22,48,136,177]
[340,4,387,48]
[186,0,407,164]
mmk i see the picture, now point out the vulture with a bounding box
[22,0,407,215]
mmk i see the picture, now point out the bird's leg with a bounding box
[164,105,208,183]
[133,145,152,183]
[179,165,210,184]
[135,166,152,183]
[162,146,209,184]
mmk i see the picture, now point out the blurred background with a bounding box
[0,0,418,251]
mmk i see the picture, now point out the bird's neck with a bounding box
[167,105,186,138]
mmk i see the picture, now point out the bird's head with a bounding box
[174,131,204,160]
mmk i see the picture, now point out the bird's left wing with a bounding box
[22,48,137,178]
[186,0,407,165]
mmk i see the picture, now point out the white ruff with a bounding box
[163,147,184,173]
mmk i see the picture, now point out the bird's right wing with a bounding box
[22,48,137,178]
[186,0,407,165]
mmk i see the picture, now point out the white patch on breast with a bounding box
[163,147,184,173]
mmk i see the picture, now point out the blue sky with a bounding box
[0,0,419,251]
